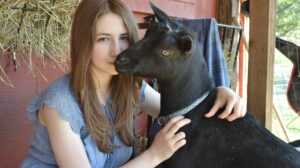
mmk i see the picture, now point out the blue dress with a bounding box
[20,75,146,168]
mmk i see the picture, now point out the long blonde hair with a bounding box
[70,0,141,153]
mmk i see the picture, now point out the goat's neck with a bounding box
[158,57,214,117]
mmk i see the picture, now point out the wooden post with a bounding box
[248,0,276,129]
[216,0,231,24]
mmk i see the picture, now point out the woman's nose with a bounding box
[110,40,121,57]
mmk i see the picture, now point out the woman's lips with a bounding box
[107,61,115,65]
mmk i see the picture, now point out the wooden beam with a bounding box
[248,0,276,129]
[216,0,231,24]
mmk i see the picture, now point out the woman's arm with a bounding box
[141,83,246,121]
[121,116,191,168]
[40,105,190,168]
[39,105,91,168]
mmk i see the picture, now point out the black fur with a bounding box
[290,140,300,148]
[115,2,300,168]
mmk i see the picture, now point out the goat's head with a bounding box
[115,2,197,81]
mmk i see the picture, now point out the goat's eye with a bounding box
[160,49,174,59]
[158,48,178,59]
[162,50,170,56]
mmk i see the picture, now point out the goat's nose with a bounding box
[116,56,129,64]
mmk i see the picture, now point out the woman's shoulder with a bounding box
[35,74,75,106]
[27,74,84,134]
[46,74,72,93]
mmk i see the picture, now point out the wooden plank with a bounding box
[0,52,65,167]
[273,104,290,142]
[0,52,37,168]
[216,0,231,24]
[248,0,276,129]
[122,0,216,18]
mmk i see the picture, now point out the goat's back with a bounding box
[161,89,300,168]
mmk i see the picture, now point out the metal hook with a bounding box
[12,43,17,72]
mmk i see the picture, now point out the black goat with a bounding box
[115,2,300,168]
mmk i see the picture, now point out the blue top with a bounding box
[20,74,146,168]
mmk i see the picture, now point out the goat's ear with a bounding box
[180,35,193,55]
[150,1,170,24]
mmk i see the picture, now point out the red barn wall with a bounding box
[0,1,216,167]
[0,53,65,168]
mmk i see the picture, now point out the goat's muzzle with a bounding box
[117,55,129,64]
[115,55,133,75]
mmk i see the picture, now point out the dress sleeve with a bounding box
[26,78,85,134]
[140,80,147,104]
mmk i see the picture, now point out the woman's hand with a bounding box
[121,116,190,168]
[205,86,246,122]
[148,116,191,165]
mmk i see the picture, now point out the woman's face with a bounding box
[91,12,129,76]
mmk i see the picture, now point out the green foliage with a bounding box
[276,0,300,42]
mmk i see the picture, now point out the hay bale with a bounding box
[0,0,80,86]
[0,0,79,64]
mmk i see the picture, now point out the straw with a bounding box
[0,0,79,86]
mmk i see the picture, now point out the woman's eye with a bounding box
[120,36,129,41]
[97,37,109,42]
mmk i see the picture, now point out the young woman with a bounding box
[21,0,246,167]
